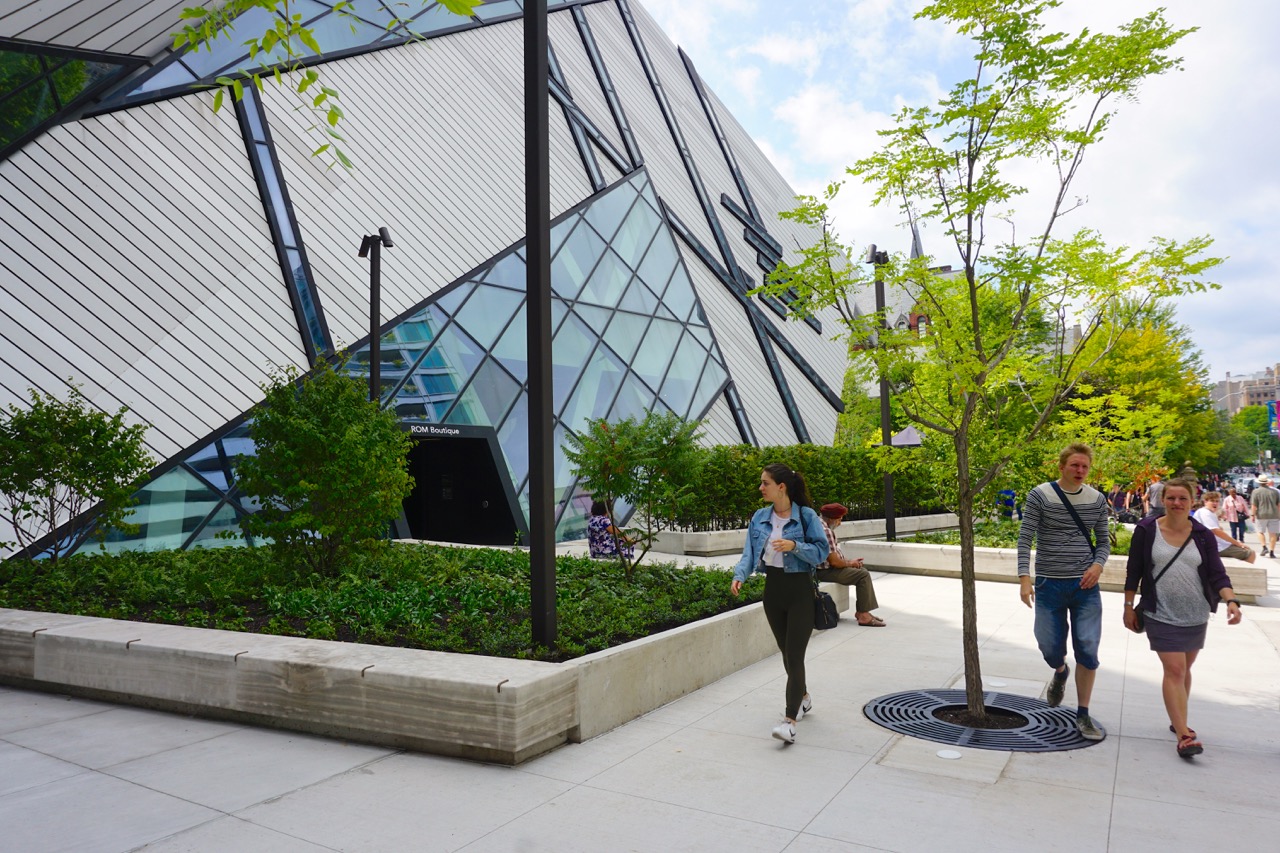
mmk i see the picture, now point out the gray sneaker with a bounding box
[1047,664,1069,707]
[1075,715,1104,741]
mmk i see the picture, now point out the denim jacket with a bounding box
[732,504,830,583]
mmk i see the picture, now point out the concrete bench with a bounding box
[842,540,1268,602]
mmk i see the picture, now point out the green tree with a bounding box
[1212,410,1255,472]
[563,412,702,579]
[758,0,1220,720]
[177,0,480,167]
[1232,405,1280,467]
[237,360,413,575]
[0,386,152,564]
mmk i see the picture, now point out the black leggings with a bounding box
[763,567,814,719]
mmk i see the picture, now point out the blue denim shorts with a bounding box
[1033,576,1102,670]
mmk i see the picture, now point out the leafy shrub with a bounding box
[905,520,1132,556]
[0,543,762,662]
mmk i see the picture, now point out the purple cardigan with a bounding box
[1124,516,1233,615]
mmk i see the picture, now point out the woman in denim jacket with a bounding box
[730,463,829,743]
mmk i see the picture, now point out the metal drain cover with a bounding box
[864,689,1103,752]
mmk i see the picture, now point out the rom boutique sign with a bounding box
[400,422,490,440]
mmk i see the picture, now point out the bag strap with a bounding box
[1049,481,1097,558]
[1150,530,1192,587]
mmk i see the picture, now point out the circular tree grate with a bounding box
[864,689,1103,752]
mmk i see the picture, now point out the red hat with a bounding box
[820,503,848,519]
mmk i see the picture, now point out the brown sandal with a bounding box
[1176,733,1203,758]
[857,615,887,627]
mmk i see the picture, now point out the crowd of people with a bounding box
[586,448,1267,758]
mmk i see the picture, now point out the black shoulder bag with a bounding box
[1049,482,1099,561]
[1132,531,1192,633]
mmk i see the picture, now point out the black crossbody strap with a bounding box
[1150,533,1192,587]
[1050,481,1097,558]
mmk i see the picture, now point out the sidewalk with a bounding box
[3,559,1279,852]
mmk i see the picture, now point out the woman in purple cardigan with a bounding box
[1123,478,1243,759]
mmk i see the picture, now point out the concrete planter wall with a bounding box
[0,584,850,765]
[653,512,960,557]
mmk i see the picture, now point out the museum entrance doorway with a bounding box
[402,434,519,546]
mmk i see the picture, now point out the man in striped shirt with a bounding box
[1017,443,1110,741]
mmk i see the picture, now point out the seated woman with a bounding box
[587,500,634,560]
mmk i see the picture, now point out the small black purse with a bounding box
[813,579,839,629]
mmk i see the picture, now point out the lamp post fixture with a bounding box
[357,226,393,404]
[866,244,896,540]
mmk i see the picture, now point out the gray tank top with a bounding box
[1150,526,1208,627]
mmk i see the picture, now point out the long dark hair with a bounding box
[763,462,812,509]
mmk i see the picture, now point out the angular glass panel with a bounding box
[550,220,605,300]
[553,422,574,491]
[629,317,682,390]
[47,60,115,105]
[688,359,729,421]
[483,251,526,291]
[419,321,484,406]
[601,311,650,364]
[406,4,471,36]
[184,449,230,491]
[451,282,523,348]
[583,181,637,244]
[0,77,58,149]
[561,347,626,434]
[129,59,198,95]
[306,12,386,54]
[577,248,631,308]
[342,0,400,26]
[658,331,707,417]
[611,196,661,268]
[186,502,248,550]
[552,312,596,412]
[179,6,277,77]
[635,226,678,296]
[497,394,529,485]
[572,304,612,337]
[617,277,659,316]
[0,49,44,97]
[433,281,475,316]
[490,304,528,383]
[555,490,591,543]
[100,467,222,553]
[608,372,659,424]
[661,268,696,323]
[550,213,578,257]
[686,321,715,350]
[446,357,520,427]
[473,0,521,22]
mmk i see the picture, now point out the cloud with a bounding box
[742,34,826,78]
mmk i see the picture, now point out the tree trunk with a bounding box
[955,435,987,722]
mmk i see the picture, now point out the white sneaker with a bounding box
[771,720,796,743]
[795,695,813,721]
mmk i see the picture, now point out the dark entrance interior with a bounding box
[402,437,519,545]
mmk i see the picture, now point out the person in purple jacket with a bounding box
[1123,478,1244,759]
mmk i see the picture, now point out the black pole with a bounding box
[871,246,895,541]
[526,0,556,647]
[369,240,380,403]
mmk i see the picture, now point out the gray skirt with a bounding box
[1144,615,1208,653]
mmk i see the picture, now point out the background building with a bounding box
[0,0,852,556]
[1214,365,1279,417]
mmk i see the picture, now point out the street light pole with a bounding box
[358,227,393,404]
[867,244,895,540]
[525,0,556,647]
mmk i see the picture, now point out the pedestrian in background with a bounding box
[1250,474,1279,557]
[814,503,887,627]
[730,463,829,744]
[1223,487,1249,543]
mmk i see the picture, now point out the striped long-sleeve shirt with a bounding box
[1016,481,1110,578]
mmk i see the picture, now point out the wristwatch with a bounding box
[1225,600,1240,607]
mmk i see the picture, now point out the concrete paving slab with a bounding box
[877,734,1012,784]
[458,785,799,853]
[235,751,571,852]
[4,706,244,769]
[1113,736,1278,819]
[107,727,394,812]
[1108,792,1280,852]
[136,816,334,852]
[0,740,85,797]
[517,718,680,785]
[0,687,116,734]
[0,771,218,853]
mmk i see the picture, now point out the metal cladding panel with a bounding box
[262,19,596,349]
[0,90,307,463]
[547,9,626,158]
[581,2,717,255]
[0,0,214,57]
[778,350,838,445]
[680,246,797,447]
[697,393,743,447]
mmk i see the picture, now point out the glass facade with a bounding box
[0,45,133,159]
[70,170,729,555]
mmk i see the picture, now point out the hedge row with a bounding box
[672,444,944,531]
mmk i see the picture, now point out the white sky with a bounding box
[641,0,1280,383]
